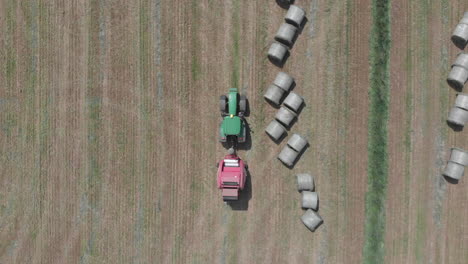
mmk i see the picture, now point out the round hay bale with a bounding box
[453,53,468,69]
[277,145,299,167]
[268,42,289,65]
[283,92,304,113]
[275,23,298,47]
[449,147,468,166]
[447,66,468,90]
[447,107,468,126]
[285,5,306,28]
[301,191,318,210]
[301,209,323,232]
[443,161,465,180]
[264,84,285,106]
[452,12,468,49]
[275,106,297,127]
[296,173,314,191]
[455,93,468,110]
[273,72,294,92]
[287,133,308,152]
[265,119,286,141]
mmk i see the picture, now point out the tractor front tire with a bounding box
[220,95,227,114]
[239,95,247,114]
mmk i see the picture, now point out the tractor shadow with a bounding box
[243,97,251,117]
[226,169,252,211]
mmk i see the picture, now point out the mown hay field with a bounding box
[0,0,467,263]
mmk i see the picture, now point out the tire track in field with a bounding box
[157,0,178,260]
[339,0,370,262]
[80,0,107,261]
[135,0,150,262]
[431,0,450,233]
[164,1,190,262]
[150,0,165,261]
[0,1,35,263]
[386,0,412,261]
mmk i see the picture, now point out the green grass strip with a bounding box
[362,0,391,263]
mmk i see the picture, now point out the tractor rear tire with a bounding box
[239,95,247,114]
[220,95,227,113]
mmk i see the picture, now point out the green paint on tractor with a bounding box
[219,88,247,144]
[222,116,242,136]
[228,88,238,115]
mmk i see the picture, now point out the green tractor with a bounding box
[219,88,247,145]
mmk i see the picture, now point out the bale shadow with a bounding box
[284,101,306,130]
[275,0,295,9]
[289,31,300,49]
[447,79,464,92]
[297,16,308,35]
[447,121,464,132]
[312,219,324,232]
[277,18,307,49]
[281,142,310,169]
[316,195,320,211]
[268,51,290,68]
[266,130,288,145]
[443,175,460,184]
[227,169,252,211]
[451,36,467,50]
[263,81,297,109]
[265,97,282,109]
